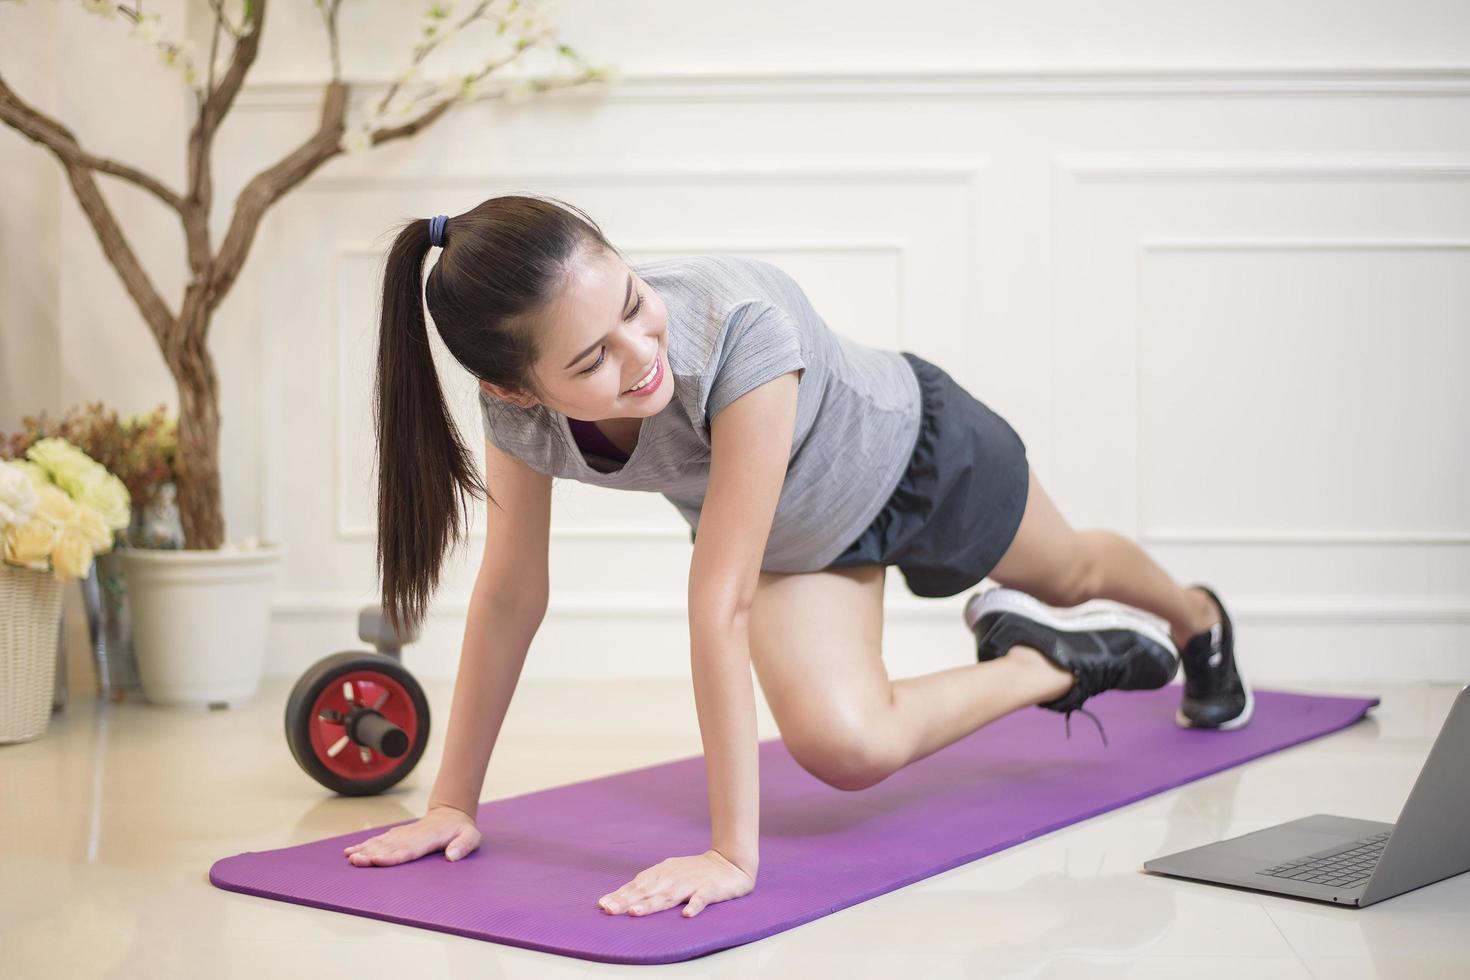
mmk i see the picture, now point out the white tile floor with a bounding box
[2,676,1467,979]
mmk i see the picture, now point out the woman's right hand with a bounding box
[342,803,482,867]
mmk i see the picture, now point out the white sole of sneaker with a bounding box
[962,586,1179,656]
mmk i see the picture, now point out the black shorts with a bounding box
[825,352,1030,598]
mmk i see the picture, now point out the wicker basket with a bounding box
[1,562,65,744]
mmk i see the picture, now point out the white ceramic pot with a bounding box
[118,543,284,708]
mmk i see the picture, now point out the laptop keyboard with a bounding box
[1257,830,1392,888]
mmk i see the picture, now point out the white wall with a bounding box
[3,1,1468,685]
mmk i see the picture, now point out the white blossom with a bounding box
[508,8,549,37]
[503,78,535,103]
[160,38,198,69]
[340,126,373,154]
[79,0,114,18]
[130,13,163,43]
[0,462,39,530]
[497,0,555,39]
[385,93,414,118]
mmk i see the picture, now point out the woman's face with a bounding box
[478,247,673,422]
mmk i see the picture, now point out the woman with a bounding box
[344,194,1250,921]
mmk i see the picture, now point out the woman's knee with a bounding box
[749,564,893,789]
[784,716,898,792]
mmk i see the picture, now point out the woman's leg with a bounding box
[987,465,1223,651]
[752,461,1234,787]
[747,465,1224,790]
[748,563,1077,791]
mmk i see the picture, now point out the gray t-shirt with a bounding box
[477,254,921,573]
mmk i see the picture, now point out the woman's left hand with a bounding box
[597,849,756,918]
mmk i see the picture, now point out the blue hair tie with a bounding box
[428,214,448,248]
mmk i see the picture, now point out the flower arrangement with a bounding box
[0,439,131,582]
[2,402,177,515]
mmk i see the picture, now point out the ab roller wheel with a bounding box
[284,606,431,796]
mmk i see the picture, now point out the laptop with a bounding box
[1143,684,1470,907]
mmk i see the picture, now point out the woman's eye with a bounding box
[580,289,645,376]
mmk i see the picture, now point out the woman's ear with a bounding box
[479,378,539,410]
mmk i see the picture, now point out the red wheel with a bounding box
[284,652,430,796]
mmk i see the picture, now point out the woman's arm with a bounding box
[687,601,762,874]
[427,582,546,815]
[597,371,801,918]
[427,437,552,815]
[690,367,802,873]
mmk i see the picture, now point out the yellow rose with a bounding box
[24,438,131,532]
[26,437,95,494]
[33,484,79,526]
[3,518,57,569]
[51,526,95,582]
[74,469,131,531]
[74,503,114,554]
[12,460,51,494]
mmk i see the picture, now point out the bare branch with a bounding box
[318,0,344,80]
[204,4,226,98]
[371,30,536,132]
[372,69,601,146]
[206,59,603,315]
[0,75,177,348]
[205,77,350,312]
[204,0,245,42]
[377,0,498,117]
[0,72,186,215]
[196,0,266,145]
[364,93,457,146]
[183,0,268,275]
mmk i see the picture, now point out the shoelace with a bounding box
[1052,631,1140,746]
[1060,705,1109,747]
[1053,635,1146,748]
[978,616,1121,748]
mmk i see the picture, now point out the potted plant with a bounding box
[4,403,182,702]
[0,0,611,706]
[1,442,130,742]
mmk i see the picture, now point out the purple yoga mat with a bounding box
[210,687,1376,964]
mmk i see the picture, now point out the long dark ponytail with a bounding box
[373,194,618,636]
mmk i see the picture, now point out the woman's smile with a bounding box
[623,351,664,398]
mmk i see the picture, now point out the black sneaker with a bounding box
[1175,584,1253,730]
[961,587,1180,744]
